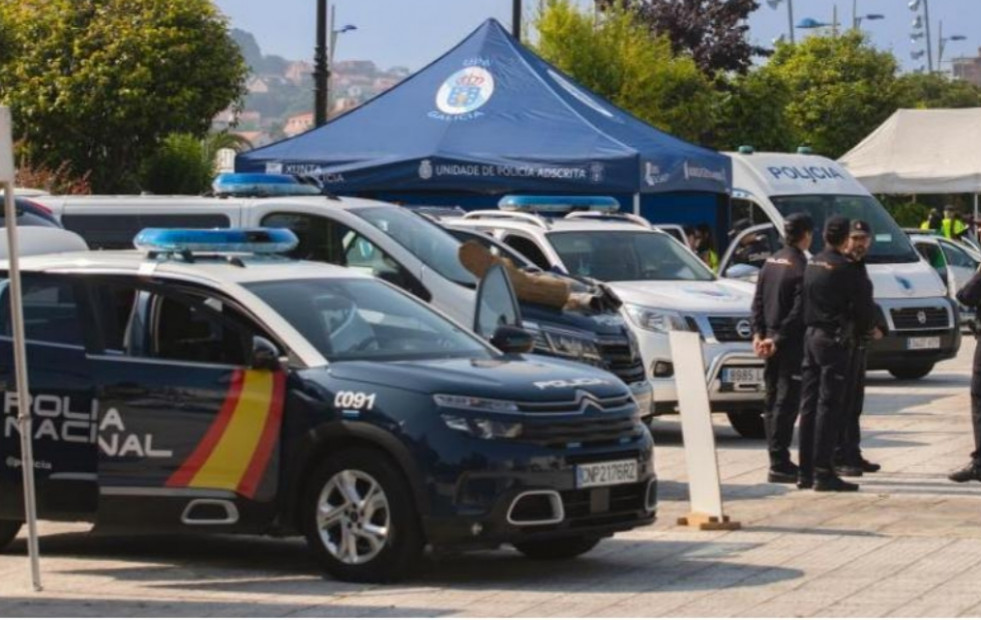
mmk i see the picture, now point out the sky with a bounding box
[212,0,980,74]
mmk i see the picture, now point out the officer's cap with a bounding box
[824,216,850,246]
[849,220,871,238]
[784,213,813,238]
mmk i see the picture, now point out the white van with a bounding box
[721,150,960,380]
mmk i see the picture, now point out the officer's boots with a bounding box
[948,462,981,483]
[814,469,859,492]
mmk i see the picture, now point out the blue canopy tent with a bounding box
[236,18,731,227]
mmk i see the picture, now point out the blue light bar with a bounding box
[212,172,321,197]
[134,228,299,254]
[498,195,620,214]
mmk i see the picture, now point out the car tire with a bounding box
[0,520,22,552]
[726,411,766,439]
[514,536,601,560]
[888,363,934,381]
[301,448,423,583]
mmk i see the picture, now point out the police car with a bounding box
[439,197,767,439]
[0,228,656,582]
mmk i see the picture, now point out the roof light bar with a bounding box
[212,172,320,197]
[498,195,620,214]
[134,228,299,254]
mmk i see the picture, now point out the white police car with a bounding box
[0,228,656,582]
[440,196,766,438]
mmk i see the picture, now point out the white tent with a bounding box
[839,108,981,195]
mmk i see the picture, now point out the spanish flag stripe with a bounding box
[236,372,286,499]
[166,369,245,488]
[188,370,275,491]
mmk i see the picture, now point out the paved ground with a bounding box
[3,343,981,617]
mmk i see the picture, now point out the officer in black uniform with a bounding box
[836,220,884,477]
[798,216,875,492]
[949,266,981,483]
[751,213,813,483]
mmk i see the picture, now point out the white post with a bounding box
[0,107,41,592]
[632,193,640,216]
[974,193,979,230]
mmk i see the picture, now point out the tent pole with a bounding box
[974,193,978,227]
[633,193,640,216]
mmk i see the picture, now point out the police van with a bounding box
[0,228,657,582]
[721,150,960,380]
[34,177,652,415]
[437,197,767,439]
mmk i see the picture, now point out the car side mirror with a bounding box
[490,325,534,354]
[252,336,283,371]
[724,263,761,281]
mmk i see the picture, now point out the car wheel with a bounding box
[726,411,766,439]
[514,536,601,560]
[0,520,22,552]
[302,449,423,583]
[888,363,934,381]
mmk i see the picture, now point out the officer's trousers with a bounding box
[798,327,849,479]
[763,340,803,468]
[970,339,981,466]
[836,345,868,465]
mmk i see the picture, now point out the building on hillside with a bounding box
[246,76,271,94]
[332,60,376,76]
[285,61,313,84]
[284,112,315,137]
[231,130,268,148]
[952,49,981,87]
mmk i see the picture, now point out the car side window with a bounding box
[941,242,977,269]
[89,281,260,366]
[260,212,346,264]
[0,275,84,347]
[340,231,431,300]
[916,242,947,271]
[502,234,551,270]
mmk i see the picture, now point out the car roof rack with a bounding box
[461,210,550,230]
[564,211,652,227]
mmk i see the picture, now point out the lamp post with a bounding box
[314,1,356,128]
[854,13,884,30]
[937,21,967,72]
[909,0,933,73]
[512,0,522,41]
[766,0,795,44]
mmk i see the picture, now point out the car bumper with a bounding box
[420,439,657,549]
[635,333,765,414]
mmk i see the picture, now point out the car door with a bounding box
[0,274,98,520]
[914,241,950,288]
[718,223,782,282]
[84,277,286,526]
[938,239,979,294]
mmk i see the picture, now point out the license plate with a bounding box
[722,367,764,384]
[908,336,940,350]
[575,459,638,489]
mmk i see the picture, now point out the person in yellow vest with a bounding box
[695,222,719,271]
[942,206,969,240]
[920,208,942,232]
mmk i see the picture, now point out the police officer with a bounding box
[949,265,981,483]
[835,220,884,477]
[798,216,874,492]
[751,213,813,483]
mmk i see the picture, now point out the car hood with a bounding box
[866,261,946,299]
[321,355,630,401]
[609,279,755,313]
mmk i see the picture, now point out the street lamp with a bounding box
[854,14,884,30]
[314,1,357,128]
[766,0,795,44]
[937,21,966,72]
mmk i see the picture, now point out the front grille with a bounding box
[596,337,646,384]
[890,307,949,330]
[561,482,646,520]
[707,316,753,342]
[519,414,645,449]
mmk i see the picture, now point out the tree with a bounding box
[535,0,716,143]
[897,72,981,109]
[714,68,797,152]
[762,32,902,159]
[0,0,248,192]
[598,0,767,76]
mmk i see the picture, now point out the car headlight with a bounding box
[522,321,602,362]
[433,394,520,413]
[441,415,523,439]
[623,304,689,333]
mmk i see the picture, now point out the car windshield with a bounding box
[771,194,920,264]
[245,278,491,362]
[352,206,477,288]
[547,230,715,282]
